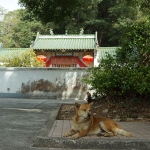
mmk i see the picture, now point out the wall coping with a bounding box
[0,67,88,71]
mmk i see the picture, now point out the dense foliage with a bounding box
[0,49,45,67]
[84,20,150,102]
[0,0,145,47]
[19,0,86,24]
[17,0,139,46]
[0,9,47,48]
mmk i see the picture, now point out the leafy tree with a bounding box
[0,10,20,46]
[64,0,101,34]
[18,0,102,35]
[12,19,45,47]
[42,0,138,46]
[1,0,148,47]
[84,0,139,46]
[19,0,86,24]
[117,20,150,66]
[1,9,46,48]
[125,0,150,15]
[0,49,45,67]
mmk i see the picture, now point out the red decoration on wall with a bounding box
[82,55,94,63]
[46,56,87,67]
[51,56,78,64]
[36,55,47,62]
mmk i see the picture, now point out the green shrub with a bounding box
[0,49,45,67]
[84,21,150,102]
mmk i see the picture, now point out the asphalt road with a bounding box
[0,98,65,150]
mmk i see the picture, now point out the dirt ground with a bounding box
[57,99,150,122]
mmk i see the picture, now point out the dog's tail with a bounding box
[117,129,133,137]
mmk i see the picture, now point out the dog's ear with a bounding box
[89,102,94,107]
[75,102,80,109]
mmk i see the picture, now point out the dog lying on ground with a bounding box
[63,102,133,139]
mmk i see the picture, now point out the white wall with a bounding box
[0,68,89,100]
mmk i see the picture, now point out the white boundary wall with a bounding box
[0,68,89,100]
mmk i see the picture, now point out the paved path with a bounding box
[49,120,150,140]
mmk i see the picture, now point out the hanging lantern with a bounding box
[36,55,47,62]
[82,55,94,64]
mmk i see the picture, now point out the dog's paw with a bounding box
[63,133,69,137]
[97,133,103,136]
[72,134,79,139]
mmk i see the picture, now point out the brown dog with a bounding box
[63,102,133,139]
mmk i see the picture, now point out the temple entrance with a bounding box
[46,56,87,67]
[52,64,77,67]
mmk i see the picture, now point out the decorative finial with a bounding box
[50,28,54,35]
[79,28,84,35]
[65,30,68,36]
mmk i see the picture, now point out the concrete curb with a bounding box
[32,137,150,149]
[35,104,61,137]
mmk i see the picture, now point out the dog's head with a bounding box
[75,102,93,119]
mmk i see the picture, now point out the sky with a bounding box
[0,0,22,12]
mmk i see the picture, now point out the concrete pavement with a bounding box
[0,98,83,150]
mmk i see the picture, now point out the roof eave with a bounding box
[33,49,94,52]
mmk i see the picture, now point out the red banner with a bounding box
[51,56,78,64]
[46,56,87,67]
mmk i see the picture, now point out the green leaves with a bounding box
[19,0,84,24]
[84,57,150,101]
[0,49,45,67]
[0,9,46,48]
[84,20,150,102]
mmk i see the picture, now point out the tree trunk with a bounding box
[98,31,104,47]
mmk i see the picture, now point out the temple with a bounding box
[30,31,99,67]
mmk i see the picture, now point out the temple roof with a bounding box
[31,32,98,51]
[98,47,118,60]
